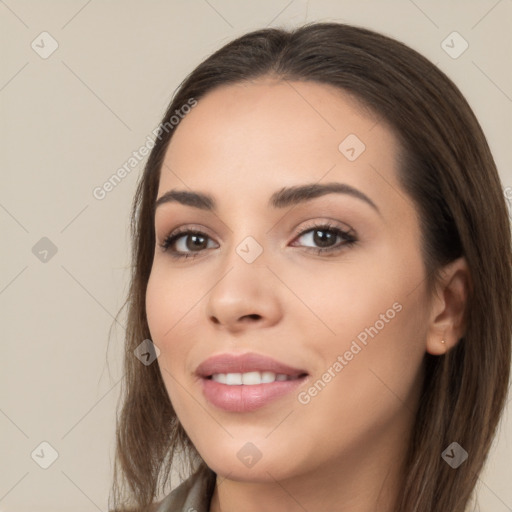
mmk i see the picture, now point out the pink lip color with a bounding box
[196,352,308,413]
[201,379,306,412]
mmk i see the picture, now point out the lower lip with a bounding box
[201,377,307,412]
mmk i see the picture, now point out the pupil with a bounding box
[188,234,206,250]
[314,229,335,247]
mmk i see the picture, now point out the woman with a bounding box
[110,22,512,512]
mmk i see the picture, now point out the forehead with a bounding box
[159,79,403,212]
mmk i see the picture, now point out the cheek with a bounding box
[145,274,188,413]
[146,276,207,444]
[145,269,169,343]
[146,265,199,343]
[293,248,428,407]
[285,257,410,350]
[145,268,189,377]
[145,265,210,394]
[289,300,426,468]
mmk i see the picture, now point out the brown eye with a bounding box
[292,224,357,254]
[160,230,218,258]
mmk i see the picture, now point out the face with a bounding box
[146,78,432,483]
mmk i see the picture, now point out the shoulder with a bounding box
[152,468,216,512]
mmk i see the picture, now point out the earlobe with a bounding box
[426,334,450,356]
[425,257,470,356]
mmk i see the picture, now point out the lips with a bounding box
[196,352,307,378]
[196,352,309,412]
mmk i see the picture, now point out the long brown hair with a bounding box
[110,22,512,512]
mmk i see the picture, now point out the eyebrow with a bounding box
[154,182,380,214]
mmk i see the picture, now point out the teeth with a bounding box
[212,373,227,384]
[211,371,295,385]
[242,371,261,385]
[225,373,242,385]
[261,371,275,383]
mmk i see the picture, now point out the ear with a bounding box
[426,257,471,356]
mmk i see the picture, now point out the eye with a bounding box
[291,221,357,255]
[160,228,219,259]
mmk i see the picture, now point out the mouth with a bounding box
[196,352,309,412]
[208,371,306,385]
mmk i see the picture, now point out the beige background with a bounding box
[1,1,511,510]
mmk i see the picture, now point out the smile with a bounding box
[196,352,309,412]
[210,371,302,385]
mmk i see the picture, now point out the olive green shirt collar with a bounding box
[154,468,216,512]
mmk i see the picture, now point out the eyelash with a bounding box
[159,221,357,260]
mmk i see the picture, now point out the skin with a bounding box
[146,78,469,512]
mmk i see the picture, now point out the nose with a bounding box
[205,258,283,334]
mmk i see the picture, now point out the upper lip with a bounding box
[196,352,308,378]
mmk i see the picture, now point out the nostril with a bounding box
[209,314,261,325]
[243,314,261,321]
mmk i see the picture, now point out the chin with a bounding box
[194,437,307,483]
